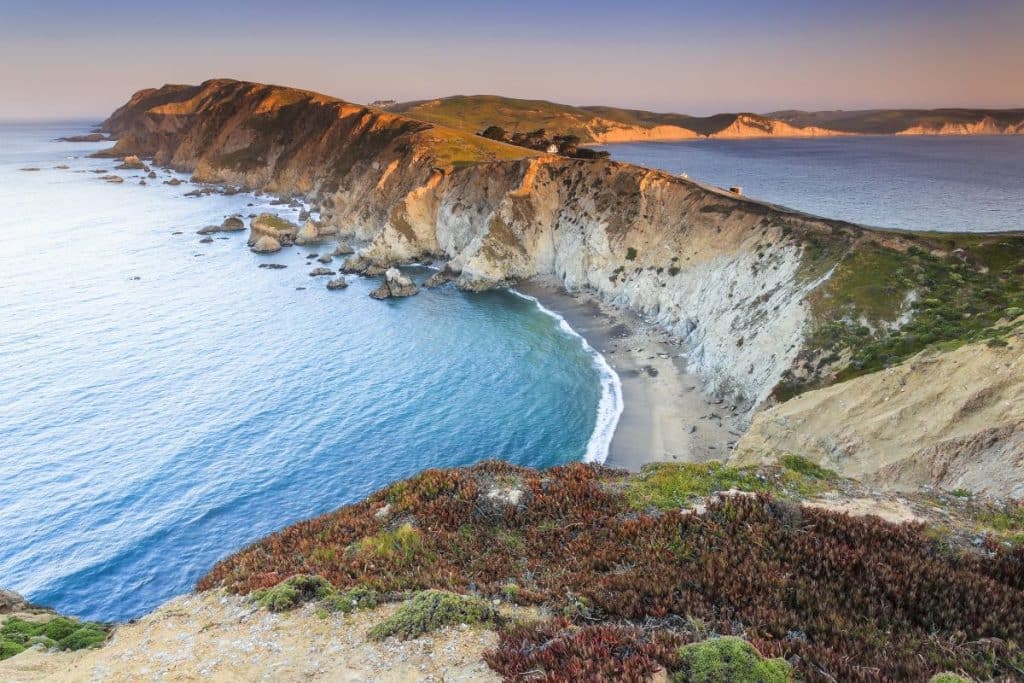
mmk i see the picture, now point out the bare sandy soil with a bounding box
[734,331,1024,497]
[0,592,506,683]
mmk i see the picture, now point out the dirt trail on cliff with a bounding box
[733,330,1024,497]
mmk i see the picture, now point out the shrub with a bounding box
[254,574,334,612]
[929,674,971,683]
[0,616,108,659]
[58,624,108,651]
[0,639,26,660]
[779,454,835,480]
[368,590,498,640]
[322,586,381,614]
[626,247,638,261]
[674,637,792,682]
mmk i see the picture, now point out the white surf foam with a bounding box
[510,290,624,464]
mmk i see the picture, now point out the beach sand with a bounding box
[516,278,742,471]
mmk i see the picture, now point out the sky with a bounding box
[2,0,1023,120]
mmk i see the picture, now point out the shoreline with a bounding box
[515,278,742,472]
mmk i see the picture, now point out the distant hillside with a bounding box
[392,95,1024,142]
[769,108,1024,135]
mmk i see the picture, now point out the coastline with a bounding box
[515,278,741,471]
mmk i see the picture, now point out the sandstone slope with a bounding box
[734,331,1024,497]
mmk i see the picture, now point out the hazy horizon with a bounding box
[2,0,1023,120]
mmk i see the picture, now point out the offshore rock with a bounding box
[370,268,418,299]
[251,235,281,253]
[326,277,348,290]
[248,213,298,247]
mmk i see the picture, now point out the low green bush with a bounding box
[674,636,792,682]
[369,590,498,640]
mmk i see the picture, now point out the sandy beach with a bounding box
[516,278,742,471]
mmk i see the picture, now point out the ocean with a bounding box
[0,122,615,622]
[597,135,1024,233]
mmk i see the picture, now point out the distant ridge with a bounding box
[391,95,1024,143]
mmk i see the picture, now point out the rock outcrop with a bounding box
[248,213,298,248]
[370,268,418,299]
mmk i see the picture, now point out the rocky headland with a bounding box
[94,79,1024,489]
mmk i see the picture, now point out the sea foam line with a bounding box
[510,290,624,464]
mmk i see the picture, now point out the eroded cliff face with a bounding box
[99,79,1022,417]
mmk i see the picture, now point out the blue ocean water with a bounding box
[0,122,614,622]
[598,136,1024,233]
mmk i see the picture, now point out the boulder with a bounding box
[249,213,299,247]
[147,171,157,179]
[333,242,355,256]
[326,277,348,290]
[317,254,332,264]
[370,268,419,299]
[309,267,334,277]
[116,155,145,170]
[196,225,221,235]
[424,264,459,288]
[0,589,30,614]
[221,216,245,231]
[199,236,214,243]
[103,174,124,183]
[251,235,282,253]
[164,178,182,186]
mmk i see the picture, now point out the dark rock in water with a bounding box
[148,171,157,179]
[216,236,229,240]
[317,254,332,264]
[298,209,310,221]
[309,267,335,276]
[295,287,306,290]
[54,164,70,170]
[196,225,221,235]
[221,216,245,231]
[258,263,288,270]
[128,276,142,281]
[306,253,319,258]
[333,243,354,256]
[424,264,459,288]
[103,174,125,183]
[19,167,41,172]
[370,268,419,299]
[92,169,107,174]
[58,133,106,142]
[199,237,214,243]
[139,179,147,186]
[326,277,348,290]
[164,178,182,186]
[171,231,184,235]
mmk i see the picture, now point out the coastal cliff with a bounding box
[100,79,1024,415]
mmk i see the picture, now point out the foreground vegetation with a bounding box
[200,460,1024,681]
[0,615,108,660]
